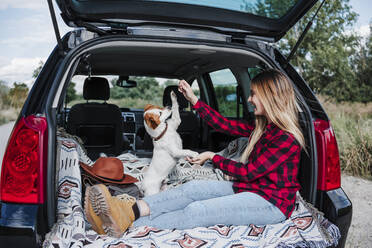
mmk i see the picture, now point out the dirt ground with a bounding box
[341,174,372,248]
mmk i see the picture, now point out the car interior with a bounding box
[56,42,314,202]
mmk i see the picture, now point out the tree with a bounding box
[353,24,372,103]
[8,82,29,108]
[163,79,178,87]
[241,0,296,19]
[110,77,163,100]
[66,82,78,103]
[286,0,359,102]
[0,80,10,109]
[32,61,44,79]
[242,0,360,102]
[31,61,78,103]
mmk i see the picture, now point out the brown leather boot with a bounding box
[84,186,105,235]
[114,193,137,222]
[89,184,136,238]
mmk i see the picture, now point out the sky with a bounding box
[0,0,370,90]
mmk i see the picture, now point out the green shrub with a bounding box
[8,82,28,109]
[109,97,163,109]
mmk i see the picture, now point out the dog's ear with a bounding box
[144,113,160,129]
[144,104,153,112]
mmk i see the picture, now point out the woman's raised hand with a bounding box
[178,80,198,105]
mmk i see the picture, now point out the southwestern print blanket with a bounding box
[43,134,340,248]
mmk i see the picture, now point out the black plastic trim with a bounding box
[0,203,40,247]
[0,226,38,248]
[316,188,352,248]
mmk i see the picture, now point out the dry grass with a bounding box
[318,96,372,179]
[318,95,372,118]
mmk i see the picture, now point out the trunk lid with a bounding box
[55,0,318,41]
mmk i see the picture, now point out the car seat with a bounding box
[67,77,124,160]
[143,85,200,150]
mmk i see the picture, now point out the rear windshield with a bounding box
[141,0,298,19]
[67,76,199,109]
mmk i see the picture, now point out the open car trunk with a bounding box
[53,34,317,206]
[47,35,323,246]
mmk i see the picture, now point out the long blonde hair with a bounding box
[240,69,305,163]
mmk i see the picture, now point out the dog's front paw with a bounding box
[187,151,199,158]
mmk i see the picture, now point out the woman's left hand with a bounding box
[186,151,215,165]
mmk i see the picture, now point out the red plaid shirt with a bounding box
[193,100,301,218]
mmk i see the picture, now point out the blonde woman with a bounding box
[85,69,306,237]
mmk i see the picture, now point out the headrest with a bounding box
[83,77,110,101]
[163,85,189,109]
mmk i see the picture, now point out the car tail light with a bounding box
[0,115,47,204]
[313,119,341,191]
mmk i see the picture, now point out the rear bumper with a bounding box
[0,226,39,247]
[0,202,41,248]
[316,188,352,248]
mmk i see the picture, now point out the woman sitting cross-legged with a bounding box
[84,69,306,238]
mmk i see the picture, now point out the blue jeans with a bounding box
[134,180,286,229]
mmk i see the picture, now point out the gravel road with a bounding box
[341,174,372,248]
[0,122,371,247]
[0,121,14,167]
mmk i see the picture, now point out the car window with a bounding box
[189,79,200,110]
[66,75,173,109]
[248,67,262,80]
[209,69,242,118]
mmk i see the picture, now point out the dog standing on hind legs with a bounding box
[142,91,198,196]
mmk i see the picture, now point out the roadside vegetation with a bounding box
[0,81,29,125]
[320,96,372,179]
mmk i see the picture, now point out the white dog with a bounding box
[142,91,198,196]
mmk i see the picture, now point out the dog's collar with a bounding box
[153,123,168,141]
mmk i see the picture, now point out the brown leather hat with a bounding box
[79,157,138,184]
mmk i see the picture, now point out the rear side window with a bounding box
[188,79,200,111]
[248,67,262,80]
[209,69,242,118]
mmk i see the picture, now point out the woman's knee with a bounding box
[181,180,206,196]
[181,180,233,199]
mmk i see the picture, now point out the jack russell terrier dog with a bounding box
[142,91,198,196]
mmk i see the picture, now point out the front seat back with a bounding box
[67,77,124,160]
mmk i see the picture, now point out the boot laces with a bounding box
[115,193,136,204]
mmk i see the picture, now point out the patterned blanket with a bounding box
[43,134,340,248]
